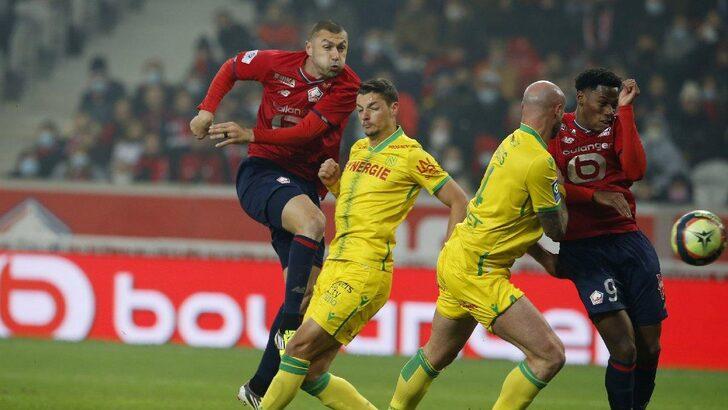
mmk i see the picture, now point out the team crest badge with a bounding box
[562,136,575,144]
[590,290,604,305]
[308,86,323,102]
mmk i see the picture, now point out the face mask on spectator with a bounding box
[364,37,383,56]
[477,88,500,104]
[430,128,450,150]
[19,156,39,176]
[38,131,55,148]
[71,152,89,168]
[145,71,163,85]
[645,0,665,15]
[91,78,108,93]
[186,78,203,95]
[443,157,463,175]
[445,2,466,22]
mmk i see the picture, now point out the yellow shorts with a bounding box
[304,259,391,345]
[435,246,524,332]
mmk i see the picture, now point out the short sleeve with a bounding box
[312,74,359,127]
[231,50,274,82]
[408,147,451,195]
[526,154,562,213]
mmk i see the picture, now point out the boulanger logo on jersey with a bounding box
[0,254,95,340]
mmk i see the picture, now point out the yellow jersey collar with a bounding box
[368,126,404,153]
[519,123,547,149]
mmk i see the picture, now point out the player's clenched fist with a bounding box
[318,158,341,187]
[618,79,640,107]
[190,110,214,139]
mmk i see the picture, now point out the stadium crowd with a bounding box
[9,0,728,204]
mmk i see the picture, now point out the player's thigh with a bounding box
[236,159,303,228]
[592,310,636,362]
[304,260,391,345]
[423,310,477,370]
[559,239,628,317]
[280,193,325,238]
[491,296,562,362]
[618,232,668,326]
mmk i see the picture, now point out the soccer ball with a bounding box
[671,210,726,266]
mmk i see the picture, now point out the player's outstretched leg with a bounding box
[261,319,375,410]
[278,194,325,337]
[491,297,565,410]
[592,310,637,410]
[389,312,476,410]
[633,323,661,409]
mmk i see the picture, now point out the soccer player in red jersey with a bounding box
[547,68,666,410]
[189,20,360,408]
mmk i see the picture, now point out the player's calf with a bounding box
[524,334,565,382]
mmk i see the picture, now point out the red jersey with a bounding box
[198,49,360,189]
[547,106,647,240]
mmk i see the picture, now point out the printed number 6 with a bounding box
[604,278,618,302]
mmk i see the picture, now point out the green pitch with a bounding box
[1,338,726,409]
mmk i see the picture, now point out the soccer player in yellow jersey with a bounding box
[389,81,570,410]
[259,78,468,410]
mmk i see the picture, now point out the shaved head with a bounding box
[522,81,565,111]
[521,81,566,140]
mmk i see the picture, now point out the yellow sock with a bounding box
[301,372,376,410]
[492,361,547,410]
[259,354,310,410]
[389,348,440,410]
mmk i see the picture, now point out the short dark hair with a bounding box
[575,68,622,91]
[358,78,399,104]
[309,20,345,39]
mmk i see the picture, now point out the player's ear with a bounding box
[576,90,585,107]
[305,40,313,57]
[390,101,399,117]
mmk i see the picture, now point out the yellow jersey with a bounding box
[328,126,451,272]
[444,123,562,274]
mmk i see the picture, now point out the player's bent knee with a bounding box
[638,344,661,364]
[296,210,325,240]
[611,339,637,364]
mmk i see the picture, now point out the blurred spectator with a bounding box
[111,120,145,184]
[215,9,254,57]
[134,59,173,110]
[135,133,169,182]
[79,56,126,123]
[189,38,219,85]
[11,0,727,202]
[164,89,197,180]
[640,116,690,201]
[257,3,300,50]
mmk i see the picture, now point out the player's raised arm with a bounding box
[615,79,647,181]
[190,50,276,141]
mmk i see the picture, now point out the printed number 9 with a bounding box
[604,278,618,302]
